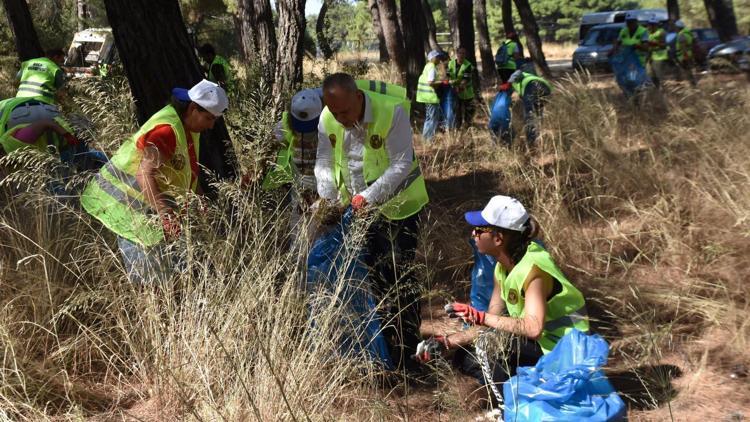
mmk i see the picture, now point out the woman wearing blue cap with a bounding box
[416,195,589,393]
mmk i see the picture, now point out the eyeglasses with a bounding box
[472,226,496,237]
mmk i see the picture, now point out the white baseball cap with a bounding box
[464,195,530,232]
[427,50,442,61]
[172,79,228,117]
[508,69,524,83]
[675,19,686,28]
[290,88,323,133]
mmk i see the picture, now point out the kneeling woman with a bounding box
[427,195,589,390]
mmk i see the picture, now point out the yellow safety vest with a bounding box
[262,112,297,190]
[448,58,475,100]
[649,28,668,62]
[511,72,552,97]
[16,58,61,103]
[619,25,648,65]
[209,55,232,85]
[416,62,439,104]
[0,116,73,155]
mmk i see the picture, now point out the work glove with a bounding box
[413,336,450,363]
[445,302,485,326]
[351,194,367,211]
[498,82,511,92]
[161,211,182,241]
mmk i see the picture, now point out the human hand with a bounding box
[413,336,450,363]
[445,302,486,326]
[498,82,511,92]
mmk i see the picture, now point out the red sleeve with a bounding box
[136,124,177,158]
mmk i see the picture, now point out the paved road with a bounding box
[549,59,573,72]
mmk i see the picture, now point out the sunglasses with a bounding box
[472,226,496,237]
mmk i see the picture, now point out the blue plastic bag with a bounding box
[503,330,626,421]
[469,239,496,312]
[610,47,650,97]
[489,91,512,139]
[306,208,394,369]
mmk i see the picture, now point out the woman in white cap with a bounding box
[81,79,228,284]
[416,195,589,395]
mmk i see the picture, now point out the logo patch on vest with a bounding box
[328,133,336,147]
[170,153,185,170]
[507,288,520,305]
[370,134,383,149]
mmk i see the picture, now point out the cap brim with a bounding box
[172,88,191,102]
[291,115,319,133]
[464,211,490,226]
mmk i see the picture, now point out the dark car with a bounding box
[708,36,750,71]
[691,28,721,66]
[572,23,624,72]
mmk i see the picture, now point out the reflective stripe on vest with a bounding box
[320,90,428,220]
[512,72,552,97]
[262,112,296,190]
[676,28,694,61]
[649,29,668,62]
[619,26,648,65]
[355,79,407,100]
[448,59,475,100]
[495,241,589,354]
[16,58,60,101]
[416,62,439,104]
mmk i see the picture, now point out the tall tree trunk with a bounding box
[376,0,407,86]
[76,0,88,31]
[421,0,440,52]
[2,0,44,61]
[667,0,680,21]
[273,0,306,105]
[236,0,277,84]
[513,0,550,77]
[703,0,739,42]
[316,0,333,60]
[400,0,427,99]
[474,0,494,80]
[103,0,236,191]
[502,0,515,34]
[447,0,476,61]
[368,0,389,62]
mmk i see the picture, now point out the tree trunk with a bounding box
[76,0,88,31]
[2,0,44,61]
[667,0,680,21]
[236,0,277,84]
[376,0,407,86]
[420,0,440,52]
[502,0,515,34]
[513,0,550,77]
[400,0,427,99]
[273,0,306,105]
[474,0,494,80]
[368,0,389,62]
[103,0,236,191]
[316,0,333,59]
[447,0,476,61]
[703,0,739,42]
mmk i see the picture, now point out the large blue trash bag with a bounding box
[469,238,496,312]
[503,330,627,422]
[610,46,650,97]
[441,86,457,129]
[489,91,512,140]
[306,208,394,370]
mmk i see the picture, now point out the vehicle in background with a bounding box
[579,9,667,41]
[64,28,118,77]
[690,28,721,66]
[572,23,624,72]
[707,36,750,72]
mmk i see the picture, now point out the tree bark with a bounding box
[513,0,550,77]
[420,0,440,52]
[474,0,494,80]
[502,0,515,34]
[667,0,680,21]
[236,0,277,84]
[368,0,389,62]
[376,0,407,86]
[76,0,88,31]
[703,0,739,42]
[103,0,236,190]
[447,0,476,61]
[273,0,306,105]
[2,0,44,61]
[316,0,334,59]
[400,0,427,98]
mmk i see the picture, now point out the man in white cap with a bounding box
[502,69,551,146]
[81,79,228,284]
[416,50,448,141]
[646,18,669,88]
[611,12,648,66]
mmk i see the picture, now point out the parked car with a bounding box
[579,9,666,42]
[691,28,721,66]
[708,36,750,72]
[572,23,625,72]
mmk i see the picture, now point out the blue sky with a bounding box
[306,0,322,16]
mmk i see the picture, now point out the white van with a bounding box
[579,9,668,41]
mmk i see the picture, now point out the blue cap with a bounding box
[172,87,191,102]
[465,211,490,226]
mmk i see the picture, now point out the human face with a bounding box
[457,48,466,63]
[323,87,364,128]
[183,103,219,132]
[626,20,638,32]
[472,226,502,255]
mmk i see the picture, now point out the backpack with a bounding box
[495,42,510,66]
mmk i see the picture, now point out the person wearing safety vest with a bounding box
[199,44,232,90]
[315,72,429,373]
[448,47,476,128]
[672,20,696,87]
[646,18,669,89]
[416,50,447,142]
[611,13,649,67]
[500,70,552,146]
[495,31,524,83]
[16,49,66,104]
[415,195,589,392]
[80,80,228,284]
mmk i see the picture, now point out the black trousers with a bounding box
[455,97,476,128]
[498,68,516,84]
[364,212,422,371]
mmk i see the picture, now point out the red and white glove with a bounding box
[161,212,181,240]
[351,194,367,211]
[445,302,486,326]
[498,82,511,92]
[413,336,450,363]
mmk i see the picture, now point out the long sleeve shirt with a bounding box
[315,92,413,206]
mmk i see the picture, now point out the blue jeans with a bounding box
[117,237,175,284]
[422,103,442,141]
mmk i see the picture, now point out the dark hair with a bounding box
[322,72,357,94]
[46,48,65,58]
[498,216,539,265]
[198,43,215,56]
[170,95,191,117]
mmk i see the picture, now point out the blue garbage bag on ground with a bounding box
[610,47,650,97]
[469,239,496,312]
[489,91,512,139]
[306,208,394,369]
[503,330,626,421]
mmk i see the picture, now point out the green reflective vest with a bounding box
[262,112,296,190]
[320,90,428,220]
[447,59,475,100]
[16,58,61,103]
[511,72,552,97]
[619,25,648,65]
[676,28,694,61]
[495,242,589,354]
[0,97,39,132]
[208,55,232,85]
[0,116,73,155]
[497,39,519,70]
[356,79,407,100]
[81,105,199,246]
[649,28,668,62]
[416,62,439,104]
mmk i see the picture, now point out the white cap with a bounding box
[508,69,524,83]
[427,50,442,61]
[290,88,323,133]
[184,79,228,117]
[464,195,529,232]
[675,19,686,28]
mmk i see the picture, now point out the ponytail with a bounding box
[500,216,539,265]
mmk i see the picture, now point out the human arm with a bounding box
[314,121,339,202]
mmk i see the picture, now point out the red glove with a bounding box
[63,133,79,146]
[445,302,486,326]
[442,79,450,85]
[498,82,511,92]
[161,212,181,240]
[351,194,367,211]
[413,336,451,363]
